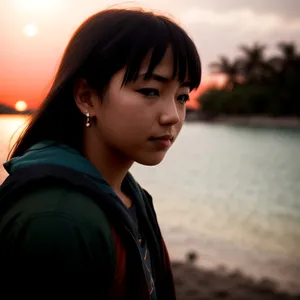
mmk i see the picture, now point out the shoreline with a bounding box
[186,114,300,128]
[171,260,300,300]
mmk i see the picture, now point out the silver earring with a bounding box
[85,110,91,127]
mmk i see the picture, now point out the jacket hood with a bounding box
[4,141,104,179]
[3,141,141,199]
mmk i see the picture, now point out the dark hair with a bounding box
[8,8,201,159]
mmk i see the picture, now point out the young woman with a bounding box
[0,8,201,300]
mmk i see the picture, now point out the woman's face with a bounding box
[93,48,190,166]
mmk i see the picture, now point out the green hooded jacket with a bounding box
[0,141,176,300]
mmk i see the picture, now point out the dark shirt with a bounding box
[128,204,157,300]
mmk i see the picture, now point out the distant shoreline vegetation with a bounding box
[0,104,35,115]
[196,41,300,120]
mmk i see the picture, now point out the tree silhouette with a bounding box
[209,56,241,89]
[199,41,300,117]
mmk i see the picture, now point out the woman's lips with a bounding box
[148,134,173,149]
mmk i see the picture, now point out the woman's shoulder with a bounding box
[0,184,117,286]
[0,184,113,242]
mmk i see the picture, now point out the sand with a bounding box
[171,261,300,300]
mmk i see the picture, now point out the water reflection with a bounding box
[0,115,29,181]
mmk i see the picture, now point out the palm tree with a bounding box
[203,41,300,117]
[276,42,300,115]
[269,42,299,72]
[278,42,298,62]
[209,56,241,89]
[239,42,268,84]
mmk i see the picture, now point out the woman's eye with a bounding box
[177,94,190,104]
[136,88,160,97]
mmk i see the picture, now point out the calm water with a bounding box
[1,115,300,291]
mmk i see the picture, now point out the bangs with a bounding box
[121,14,201,90]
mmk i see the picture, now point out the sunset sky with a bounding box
[1,0,300,110]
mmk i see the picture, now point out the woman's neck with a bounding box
[83,132,134,195]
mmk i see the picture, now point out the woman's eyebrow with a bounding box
[137,73,191,87]
[138,73,170,83]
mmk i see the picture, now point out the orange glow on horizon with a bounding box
[0,3,220,111]
[188,79,217,109]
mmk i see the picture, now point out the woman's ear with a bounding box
[73,78,98,116]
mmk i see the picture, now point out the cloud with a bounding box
[177,0,300,21]
[177,7,300,79]
[180,8,300,34]
[1,0,300,83]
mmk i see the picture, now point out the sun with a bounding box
[15,100,28,112]
[23,24,38,37]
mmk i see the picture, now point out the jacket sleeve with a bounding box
[0,212,114,298]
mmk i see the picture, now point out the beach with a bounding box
[172,260,300,300]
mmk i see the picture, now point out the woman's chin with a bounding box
[135,152,167,166]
